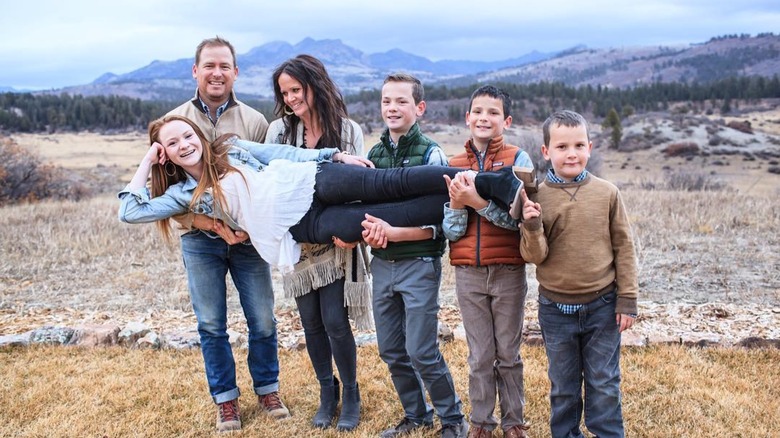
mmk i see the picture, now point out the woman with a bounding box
[266,54,365,431]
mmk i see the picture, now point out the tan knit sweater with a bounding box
[520,174,638,315]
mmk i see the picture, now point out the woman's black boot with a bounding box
[312,376,340,429]
[474,166,526,220]
[336,383,360,431]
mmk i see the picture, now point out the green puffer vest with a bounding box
[366,123,446,260]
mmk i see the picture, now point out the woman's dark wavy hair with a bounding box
[271,54,355,152]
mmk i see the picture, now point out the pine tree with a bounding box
[603,108,623,150]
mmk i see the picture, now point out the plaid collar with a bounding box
[547,168,588,184]
[198,98,230,124]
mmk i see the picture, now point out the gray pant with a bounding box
[372,257,464,426]
[455,264,528,430]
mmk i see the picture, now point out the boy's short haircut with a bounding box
[195,36,236,67]
[383,73,424,104]
[469,85,512,119]
[542,110,590,146]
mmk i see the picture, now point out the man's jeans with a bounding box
[181,231,279,404]
[538,291,625,438]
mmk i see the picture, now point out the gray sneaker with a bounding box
[440,418,469,438]
[380,418,434,438]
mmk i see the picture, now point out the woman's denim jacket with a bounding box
[118,139,337,229]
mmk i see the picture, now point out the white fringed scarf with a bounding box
[282,243,374,330]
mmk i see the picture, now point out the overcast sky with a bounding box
[2,0,778,90]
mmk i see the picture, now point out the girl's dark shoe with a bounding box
[474,166,525,220]
[312,376,340,429]
[336,383,360,431]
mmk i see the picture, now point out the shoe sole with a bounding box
[216,421,241,433]
[513,166,537,193]
[266,411,291,420]
[510,166,539,220]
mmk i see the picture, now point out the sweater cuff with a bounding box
[523,216,542,232]
[616,296,638,315]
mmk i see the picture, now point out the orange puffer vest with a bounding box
[448,136,525,266]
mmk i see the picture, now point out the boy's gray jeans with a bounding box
[371,256,464,426]
[455,264,528,431]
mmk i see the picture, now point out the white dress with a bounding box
[220,160,318,271]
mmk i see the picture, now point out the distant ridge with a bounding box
[24,33,780,100]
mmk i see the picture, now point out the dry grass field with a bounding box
[2,110,780,437]
[0,343,779,437]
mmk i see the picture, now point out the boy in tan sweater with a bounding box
[520,110,638,438]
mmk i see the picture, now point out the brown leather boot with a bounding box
[215,399,241,433]
[503,422,531,438]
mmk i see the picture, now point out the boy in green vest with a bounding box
[362,73,469,438]
[443,85,533,438]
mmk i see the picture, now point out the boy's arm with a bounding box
[610,189,639,316]
[518,191,547,263]
[519,216,548,263]
[361,214,434,248]
[389,225,435,242]
[442,202,468,241]
[616,314,636,333]
[442,168,467,241]
[448,160,531,232]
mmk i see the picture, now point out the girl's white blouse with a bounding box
[220,160,318,272]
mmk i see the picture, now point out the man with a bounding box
[167,36,288,433]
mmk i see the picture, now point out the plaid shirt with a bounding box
[199,98,230,124]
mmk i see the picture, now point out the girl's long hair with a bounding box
[271,54,356,152]
[147,115,240,241]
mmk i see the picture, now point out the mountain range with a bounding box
[51,33,780,101]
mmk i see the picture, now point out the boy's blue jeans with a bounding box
[181,231,279,404]
[538,290,625,438]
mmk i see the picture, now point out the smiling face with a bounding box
[193,45,237,107]
[381,81,425,139]
[277,72,315,121]
[542,123,593,181]
[159,119,204,178]
[466,95,511,150]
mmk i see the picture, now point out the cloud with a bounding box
[1,0,777,89]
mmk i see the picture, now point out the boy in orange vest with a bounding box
[443,85,533,438]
